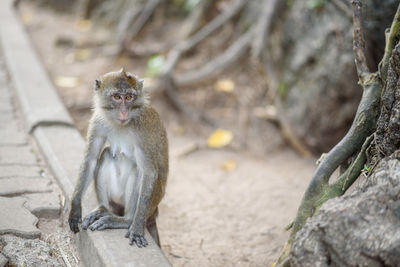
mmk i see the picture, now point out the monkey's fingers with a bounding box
[82,214,100,230]
[127,233,148,248]
[69,219,80,233]
[88,216,112,231]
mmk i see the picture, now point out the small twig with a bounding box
[174,142,205,158]
[351,0,370,82]
[339,134,373,191]
[58,245,72,267]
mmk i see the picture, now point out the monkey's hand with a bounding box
[68,202,82,233]
[125,225,148,248]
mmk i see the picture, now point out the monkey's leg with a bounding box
[82,147,114,230]
[147,219,160,246]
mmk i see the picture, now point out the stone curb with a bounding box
[0,1,171,266]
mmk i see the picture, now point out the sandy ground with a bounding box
[18,3,317,266]
[160,138,315,266]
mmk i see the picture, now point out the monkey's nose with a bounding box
[119,111,128,120]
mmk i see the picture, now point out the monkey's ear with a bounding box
[138,79,144,89]
[94,79,101,90]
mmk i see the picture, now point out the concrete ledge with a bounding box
[0,0,73,132]
[34,127,171,267]
[0,1,171,266]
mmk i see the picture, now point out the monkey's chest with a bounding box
[107,131,136,160]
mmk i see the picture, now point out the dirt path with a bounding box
[160,135,315,266]
[18,3,317,266]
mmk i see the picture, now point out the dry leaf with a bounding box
[55,76,79,88]
[173,125,186,136]
[215,79,235,93]
[221,159,237,171]
[207,129,233,148]
[74,48,92,61]
[77,19,92,31]
[21,12,33,25]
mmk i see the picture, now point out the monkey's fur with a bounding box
[68,69,168,247]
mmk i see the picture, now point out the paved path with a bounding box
[0,50,63,266]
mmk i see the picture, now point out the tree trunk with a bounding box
[287,26,400,267]
[267,0,399,153]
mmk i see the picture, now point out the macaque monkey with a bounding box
[68,69,168,248]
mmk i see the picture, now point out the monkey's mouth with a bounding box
[117,119,129,125]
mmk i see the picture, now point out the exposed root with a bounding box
[162,0,249,75]
[152,0,249,122]
[178,0,212,40]
[379,4,400,80]
[161,74,214,125]
[352,0,370,82]
[119,0,162,55]
[250,0,281,60]
[176,27,255,86]
[276,2,386,265]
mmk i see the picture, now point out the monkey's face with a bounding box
[94,69,147,126]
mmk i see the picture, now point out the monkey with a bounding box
[68,68,168,248]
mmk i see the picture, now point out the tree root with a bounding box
[275,1,386,265]
[153,0,249,123]
[178,0,212,40]
[161,74,215,125]
[118,0,162,55]
[175,27,255,86]
[162,0,249,75]
[250,0,281,60]
[379,4,400,81]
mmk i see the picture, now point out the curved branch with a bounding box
[161,0,249,74]
[379,4,400,81]
[289,75,381,242]
[352,0,370,81]
[175,28,254,86]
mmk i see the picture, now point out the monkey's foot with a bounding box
[82,207,110,230]
[87,216,116,231]
[125,230,148,248]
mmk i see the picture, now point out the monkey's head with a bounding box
[94,68,148,126]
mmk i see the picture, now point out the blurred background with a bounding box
[16,0,398,265]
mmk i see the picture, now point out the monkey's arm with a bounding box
[125,163,158,247]
[69,124,106,233]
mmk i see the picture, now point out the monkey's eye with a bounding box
[113,94,122,101]
[125,95,134,101]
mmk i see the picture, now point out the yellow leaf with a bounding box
[221,159,236,171]
[21,12,33,25]
[207,129,233,148]
[77,19,92,31]
[55,76,79,88]
[173,125,186,136]
[74,48,92,61]
[271,263,276,267]
[215,79,235,93]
